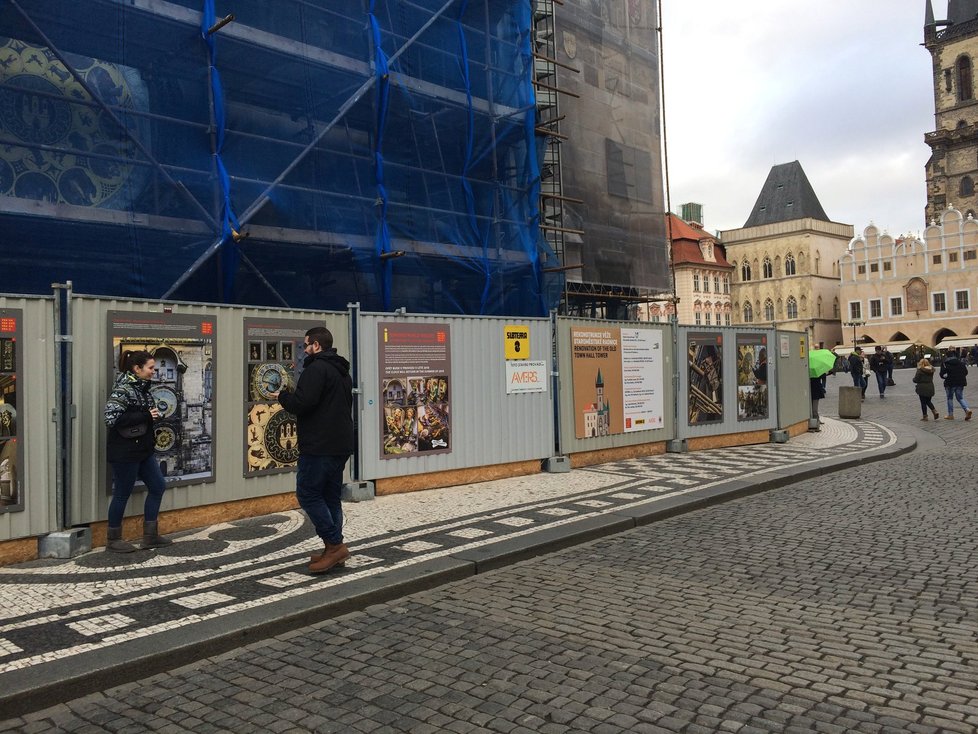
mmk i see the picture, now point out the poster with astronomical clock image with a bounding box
[243,319,319,476]
[107,312,216,488]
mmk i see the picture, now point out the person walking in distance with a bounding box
[869,345,887,399]
[939,348,973,420]
[103,350,172,552]
[912,357,940,421]
[272,327,354,573]
[848,347,867,400]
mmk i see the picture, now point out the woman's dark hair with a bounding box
[305,326,333,350]
[119,349,154,373]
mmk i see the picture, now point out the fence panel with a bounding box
[0,296,58,541]
[775,330,812,428]
[358,313,554,481]
[556,317,675,454]
[69,296,348,525]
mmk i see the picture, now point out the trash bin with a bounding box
[838,385,862,419]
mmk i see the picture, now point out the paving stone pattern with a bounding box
[4,376,978,733]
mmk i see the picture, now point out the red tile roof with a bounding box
[666,214,733,268]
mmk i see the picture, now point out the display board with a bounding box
[379,322,452,459]
[736,334,769,421]
[570,326,665,438]
[0,309,22,512]
[687,331,724,425]
[243,318,320,476]
[107,311,216,486]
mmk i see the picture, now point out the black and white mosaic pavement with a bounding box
[0,417,894,676]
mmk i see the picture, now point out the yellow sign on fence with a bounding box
[504,325,530,360]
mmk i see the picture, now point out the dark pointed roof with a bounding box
[949,0,978,24]
[743,161,830,228]
[926,0,936,26]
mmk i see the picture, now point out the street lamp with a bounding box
[843,320,865,348]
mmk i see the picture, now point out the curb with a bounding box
[0,429,916,718]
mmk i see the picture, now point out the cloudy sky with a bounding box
[660,1,935,238]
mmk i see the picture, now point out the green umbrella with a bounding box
[809,349,836,378]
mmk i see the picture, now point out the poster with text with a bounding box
[243,318,320,476]
[379,322,452,458]
[688,332,724,425]
[736,334,769,421]
[0,310,22,512]
[620,328,665,433]
[108,311,216,486]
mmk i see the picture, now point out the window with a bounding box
[858,264,867,274]
[870,299,882,318]
[850,302,862,320]
[741,262,752,281]
[958,55,974,102]
[883,261,892,271]
[956,290,970,310]
[605,139,653,202]
[743,303,753,323]
[723,277,729,294]
[784,254,796,275]
[833,299,840,318]
[870,263,879,272]
[705,313,711,326]
[950,252,959,262]
[763,258,773,279]
[933,293,947,312]
[786,297,798,319]
[890,297,903,316]
[962,176,975,198]
[934,254,942,264]
[966,249,977,260]
[725,313,731,326]
[713,276,720,293]
[693,274,700,291]
[695,313,701,325]
[764,299,775,321]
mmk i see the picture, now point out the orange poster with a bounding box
[571,327,623,438]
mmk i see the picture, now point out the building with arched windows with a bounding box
[720,162,852,346]
[840,207,978,347]
[924,1,978,223]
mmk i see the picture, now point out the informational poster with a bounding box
[0,309,22,512]
[107,312,216,485]
[379,322,452,458]
[571,326,664,439]
[736,334,769,421]
[779,334,790,358]
[688,332,723,425]
[243,319,319,476]
[506,360,547,394]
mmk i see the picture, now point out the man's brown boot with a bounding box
[309,542,349,574]
[309,542,344,568]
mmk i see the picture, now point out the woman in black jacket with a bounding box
[102,350,172,552]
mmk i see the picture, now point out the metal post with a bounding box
[50,281,74,529]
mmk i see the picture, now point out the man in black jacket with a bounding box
[939,348,972,421]
[273,327,354,573]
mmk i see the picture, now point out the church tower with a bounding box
[924,1,978,224]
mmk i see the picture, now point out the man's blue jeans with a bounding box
[296,454,349,545]
[109,456,167,527]
[946,386,970,415]
[874,371,887,396]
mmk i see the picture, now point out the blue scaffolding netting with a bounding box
[0,0,562,315]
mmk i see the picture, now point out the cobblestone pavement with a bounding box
[0,412,888,679]
[3,374,977,733]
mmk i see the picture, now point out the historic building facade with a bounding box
[639,213,733,325]
[924,1,978,224]
[721,162,852,347]
[840,207,978,347]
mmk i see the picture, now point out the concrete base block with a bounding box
[808,418,821,431]
[770,429,790,443]
[666,439,688,453]
[341,481,375,502]
[838,385,862,419]
[543,456,570,473]
[38,528,91,559]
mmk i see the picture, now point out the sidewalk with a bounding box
[0,406,914,717]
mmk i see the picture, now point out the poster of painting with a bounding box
[107,312,216,486]
[243,319,319,475]
[379,323,451,458]
[570,326,664,439]
[0,310,22,512]
[736,334,769,421]
[688,332,724,425]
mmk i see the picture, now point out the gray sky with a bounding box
[661,1,935,238]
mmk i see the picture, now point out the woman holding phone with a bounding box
[102,349,172,552]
